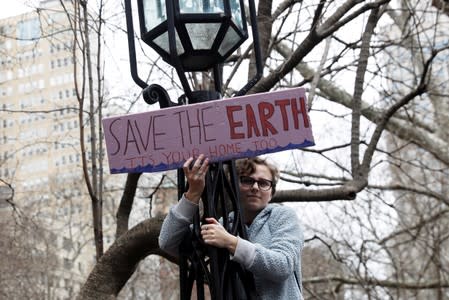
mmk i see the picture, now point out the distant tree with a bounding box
[0,210,59,299]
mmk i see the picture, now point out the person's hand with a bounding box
[201,218,238,254]
[183,154,209,204]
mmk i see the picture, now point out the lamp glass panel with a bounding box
[154,31,185,55]
[230,0,243,30]
[179,0,224,14]
[186,23,220,49]
[218,26,240,55]
[143,0,167,32]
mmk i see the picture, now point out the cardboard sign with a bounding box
[103,87,314,173]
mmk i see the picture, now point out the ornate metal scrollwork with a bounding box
[142,84,177,108]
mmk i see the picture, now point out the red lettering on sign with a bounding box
[245,104,261,138]
[274,99,290,131]
[258,102,278,136]
[226,105,245,139]
[226,97,309,140]
[292,97,309,129]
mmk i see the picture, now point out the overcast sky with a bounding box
[0,1,36,19]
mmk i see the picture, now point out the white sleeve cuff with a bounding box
[231,237,256,268]
[172,195,199,222]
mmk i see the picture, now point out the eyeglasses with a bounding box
[240,176,273,191]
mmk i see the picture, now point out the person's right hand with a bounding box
[183,154,209,204]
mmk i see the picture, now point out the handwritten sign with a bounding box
[102,87,314,173]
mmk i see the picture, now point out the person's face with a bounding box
[239,164,273,215]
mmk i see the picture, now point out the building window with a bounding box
[17,18,41,46]
[64,258,73,270]
[63,237,72,251]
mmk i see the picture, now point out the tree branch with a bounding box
[274,43,449,166]
[304,275,449,289]
[272,181,365,202]
[78,217,177,300]
[116,173,142,238]
[351,5,382,179]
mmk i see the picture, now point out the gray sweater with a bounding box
[159,196,304,300]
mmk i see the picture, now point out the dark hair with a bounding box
[235,157,279,195]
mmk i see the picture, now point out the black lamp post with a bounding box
[124,0,263,299]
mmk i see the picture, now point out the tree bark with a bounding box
[116,173,142,238]
[78,216,176,299]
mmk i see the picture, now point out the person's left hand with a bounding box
[201,218,238,254]
[183,154,209,204]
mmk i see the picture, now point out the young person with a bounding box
[159,154,304,299]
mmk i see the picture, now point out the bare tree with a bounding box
[0,210,60,299]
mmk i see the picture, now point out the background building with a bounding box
[0,1,99,298]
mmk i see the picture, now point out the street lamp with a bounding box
[139,0,247,72]
[124,0,263,299]
[125,0,262,102]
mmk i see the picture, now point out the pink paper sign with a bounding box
[102,87,314,173]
